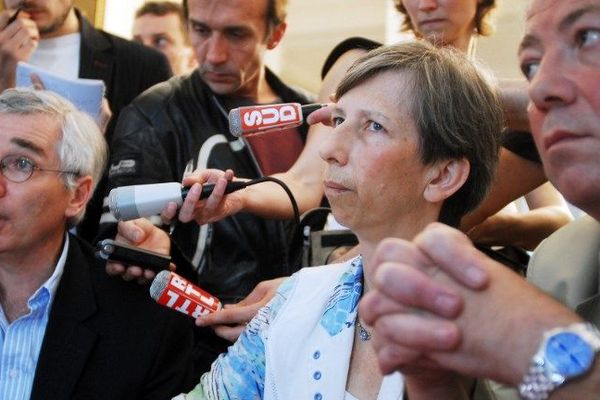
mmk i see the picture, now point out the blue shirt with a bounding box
[180,256,365,399]
[0,235,69,400]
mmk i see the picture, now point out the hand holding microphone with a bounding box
[150,271,222,318]
[109,179,248,221]
[105,218,174,283]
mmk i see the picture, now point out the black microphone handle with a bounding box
[301,103,325,117]
[180,180,249,200]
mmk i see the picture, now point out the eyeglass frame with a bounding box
[0,154,80,183]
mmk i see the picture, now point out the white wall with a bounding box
[102,0,145,39]
[100,0,529,93]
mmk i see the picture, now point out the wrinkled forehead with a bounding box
[526,0,557,20]
[522,0,600,51]
[527,0,600,20]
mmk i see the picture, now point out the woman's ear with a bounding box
[423,158,470,203]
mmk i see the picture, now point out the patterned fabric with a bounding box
[321,260,363,336]
[179,257,364,400]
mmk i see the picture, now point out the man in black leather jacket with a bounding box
[101,0,312,373]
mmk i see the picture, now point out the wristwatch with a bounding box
[519,322,600,400]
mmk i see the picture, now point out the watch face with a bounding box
[546,332,595,378]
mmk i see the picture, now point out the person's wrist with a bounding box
[502,309,582,385]
[518,322,599,399]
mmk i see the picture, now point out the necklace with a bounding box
[356,319,372,341]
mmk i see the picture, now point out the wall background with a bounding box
[0,0,529,93]
[97,0,529,93]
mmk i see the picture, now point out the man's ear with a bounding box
[65,175,93,220]
[423,158,470,203]
[266,22,287,50]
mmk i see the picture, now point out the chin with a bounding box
[329,209,352,230]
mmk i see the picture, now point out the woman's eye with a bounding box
[332,116,344,126]
[367,121,384,132]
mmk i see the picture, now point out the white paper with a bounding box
[15,61,105,121]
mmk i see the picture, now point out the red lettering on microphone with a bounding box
[155,272,222,317]
[240,103,301,131]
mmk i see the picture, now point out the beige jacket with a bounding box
[477,215,600,400]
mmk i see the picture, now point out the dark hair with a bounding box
[335,41,503,227]
[394,0,497,37]
[182,0,287,37]
[136,1,188,42]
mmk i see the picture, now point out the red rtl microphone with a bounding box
[149,270,221,318]
[228,102,325,137]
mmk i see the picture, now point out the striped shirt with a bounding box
[0,235,69,400]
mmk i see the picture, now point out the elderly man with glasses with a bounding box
[0,88,194,400]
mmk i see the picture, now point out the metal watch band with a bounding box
[519,358,559,400]
[518,322,600,400]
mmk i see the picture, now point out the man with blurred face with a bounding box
[103,0,312,373]
[0,0,172,242]
[359,0,600,399]
[133,1,195,75]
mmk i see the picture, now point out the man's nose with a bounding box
[528,53,577,112]
[205,35,229,65]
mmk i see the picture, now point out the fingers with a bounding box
[181,168,229,188]
[200,176,229,217]
[235,277,284,306]
[0,15,39,58]
[371,262,463,319]
[373,313,461,354]
[29,72,44,89]
[197,277,283,334]
[414,223,490,290]
[306,103,333,126]
[116,220,145,244]
[178,178,231,224]
[160,201,179,225]
[369,238,464,319]
[105,261,126,276]
[360,290,409,326]
[212,324,246,343]
[106,261,152,283]
[196,303,259,327]
[375,344,424,375]
[119,265,143,281]
[177,183,202,223]
[372,237,437,277]
[109,219,166,283]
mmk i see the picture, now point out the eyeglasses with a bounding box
[1,155,79,183]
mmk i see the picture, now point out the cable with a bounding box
[237,176,300,226]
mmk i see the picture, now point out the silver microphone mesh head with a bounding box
[149,270,171,300]
[228,108,242,137]
[108,186,139,221]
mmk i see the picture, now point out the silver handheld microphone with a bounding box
[108,181,249,221]
[108,182,185,221]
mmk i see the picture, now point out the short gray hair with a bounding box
[0,88,108,226]
[336,41,503,227]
